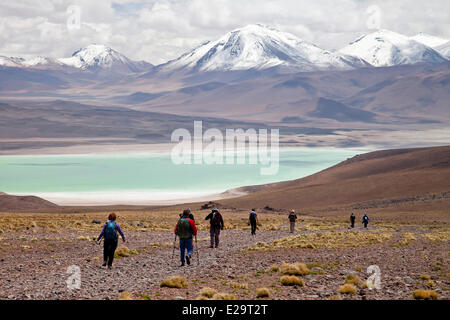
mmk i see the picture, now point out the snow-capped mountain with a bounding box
[434,41,450,59]
[339,29,447,67]
[410,33,449,48]
[0,56,24,67]
[409,33,450,60]
[161,24,368,72]
[58,44,152,73]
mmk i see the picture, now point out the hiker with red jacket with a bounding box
[174,208,198,266]
[288,209,297,233]
[205,207,224,248]
[96,213,126,269]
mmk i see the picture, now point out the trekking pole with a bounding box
[195,236,200,265]
[171,234,177,260]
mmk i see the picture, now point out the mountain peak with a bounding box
[59,44,129,69]
[410,32,449,48]
[161,24,366,72]
[340,29,447,67]
[57,44,152,72]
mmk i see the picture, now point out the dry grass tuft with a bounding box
[200,287,217,298]
[160,276,189,289]
[412,289,438,300]
[345,274,361,286]
[420,274,431,280]
[115,246,131,258]
[425,280,435,288]
[211,292,236,300]
[328,295,342,300]
[281,262,310,276]
[270,265,280,272]
[229,282,248,289]
[338,284,357,295]
[119,291,133,300]
[256,287,270,298]
[280,275,304,286]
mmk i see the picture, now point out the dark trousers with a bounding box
[363,222,368,228]
[351,220,355,228]
[210,226,220,247]
[250,221,257,235]
[103,239,118,266]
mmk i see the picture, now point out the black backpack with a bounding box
[211,211,222,226]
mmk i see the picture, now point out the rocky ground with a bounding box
[0,209,448,300]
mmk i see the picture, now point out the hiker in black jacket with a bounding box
[350,212,356,228]
[205,207,224,248]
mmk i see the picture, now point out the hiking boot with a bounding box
[102,262,107,267]
[209,245,214,248]
[186,255,191,265]
[180,261,185,267]
[107,265,112,270]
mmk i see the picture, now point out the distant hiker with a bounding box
[174,208,198,266]
[249,209,258,236]
[288,209,297,233]
[96,213,126,269]
[350,212,356,228]
[205,207,224,248]
[362,213,370,228]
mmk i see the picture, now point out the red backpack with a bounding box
[211,211,222,226]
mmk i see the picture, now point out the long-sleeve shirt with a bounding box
[174,218,197,236]
[97,221,125,241]
[205,211,224,229]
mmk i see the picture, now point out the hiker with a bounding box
[205,207,224,248]
[362,213,370,228]
[288,209,297,233]
[96,213,126,269]
[174,209,197,266]
[350,212,356,228]
[179,209,195,222]
[249,209,258,236]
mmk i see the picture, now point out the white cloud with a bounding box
[0,0,449,65]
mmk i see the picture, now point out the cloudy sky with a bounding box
[0,0,449,65]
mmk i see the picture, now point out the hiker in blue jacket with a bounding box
[362,213,370,229]
[96,213,126,269]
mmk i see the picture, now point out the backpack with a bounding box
[363,215,369,223]
[104,221,118,241]
[177,217,193,239]
[211,211,222,226]
[289,213,296,222]
[249,211,257,221]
